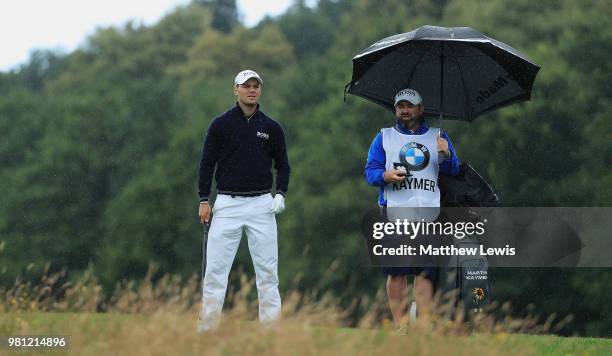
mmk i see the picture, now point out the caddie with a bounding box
[364,88,460,326]
[197,69,290,331]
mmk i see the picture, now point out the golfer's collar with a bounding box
[395,120,428,135]
[235,102,260,118]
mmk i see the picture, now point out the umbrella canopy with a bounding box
[345,25,540,121]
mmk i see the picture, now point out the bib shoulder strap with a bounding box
[429,127,440,137]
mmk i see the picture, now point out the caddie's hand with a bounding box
[199,202,212,224]
[437,136,450,159]
[270,194,285,214]
[384,169,407,184]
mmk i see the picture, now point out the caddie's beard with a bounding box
[397,114,423,131]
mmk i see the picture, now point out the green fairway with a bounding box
[508,334,612,355]
[1,312,609,355]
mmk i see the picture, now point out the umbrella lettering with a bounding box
[476,74,514,104]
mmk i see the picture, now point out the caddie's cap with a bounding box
[234,69,263,86]
[394,88,422,106]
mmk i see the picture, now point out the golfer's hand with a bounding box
[384,169,407,184]
[270,194,285,214]
[437,136,450,159]
[199,202,211,224]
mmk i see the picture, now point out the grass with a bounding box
[1,267,609,355]
[1,312,610,355]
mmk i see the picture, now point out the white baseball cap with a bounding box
[394,88,422,106]
[234,70,263,86]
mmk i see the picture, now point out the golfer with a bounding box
[364,88,460,326]
[197,70,290,331]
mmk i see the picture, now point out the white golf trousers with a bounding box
[199,193,280,330]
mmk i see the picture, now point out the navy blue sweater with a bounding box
[198,104,290,202]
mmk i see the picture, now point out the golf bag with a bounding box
[435,162,498,314]
[434,238,491,313]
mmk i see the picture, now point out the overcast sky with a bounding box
[0,0,295,71]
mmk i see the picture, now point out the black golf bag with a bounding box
[435,162,498,314]
[434,238,491,313]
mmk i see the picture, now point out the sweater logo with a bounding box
[257,131,270,140]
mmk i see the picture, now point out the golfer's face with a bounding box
[235,78,262,106]
[395,101,424,124]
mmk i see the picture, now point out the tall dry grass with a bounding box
[0,265,572,355]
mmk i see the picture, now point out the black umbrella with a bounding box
[345,25,540,121]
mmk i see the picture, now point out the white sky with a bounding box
[0,0,294,71]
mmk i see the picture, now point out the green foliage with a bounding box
[0,0,610,336]
[196,0,238,33]
[273,0,351,59]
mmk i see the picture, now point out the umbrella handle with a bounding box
[343,82,351,103]
[438,41,445,136]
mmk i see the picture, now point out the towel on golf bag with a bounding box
[439,162,498,208]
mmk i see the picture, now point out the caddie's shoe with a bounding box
[409,301,418,324]
[395,324,408,336]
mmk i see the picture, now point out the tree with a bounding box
[196,0,238,33]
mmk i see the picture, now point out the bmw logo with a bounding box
[399,142,430,171]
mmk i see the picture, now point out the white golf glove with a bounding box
[270,194,285,214]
